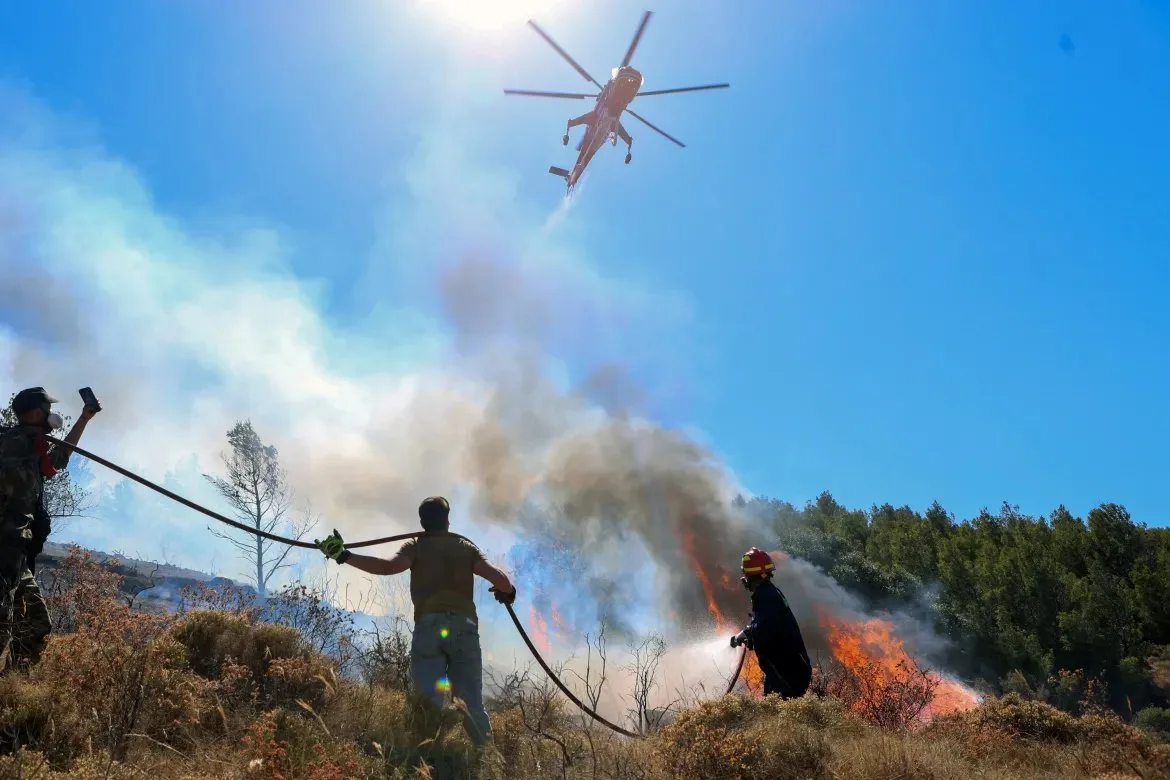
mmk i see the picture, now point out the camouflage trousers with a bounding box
[0,523,49,672]
[11,569,50,665]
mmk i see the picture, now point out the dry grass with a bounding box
[2,550,1169,780]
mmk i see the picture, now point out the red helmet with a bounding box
[741,547,775,577]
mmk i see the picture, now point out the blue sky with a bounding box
[2,0,1169,604]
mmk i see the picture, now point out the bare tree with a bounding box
[203,420,314,600]
[567,622,611,778]
[623,633,677,735]
[262,574,375,674]
[486,663,581,778]
[357,616,414,692]
[122,561,161,610]
[568,622,610,713]
[1,394,95,530]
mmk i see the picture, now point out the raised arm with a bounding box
[315,529,411,576]
[47,404,99,471]
[341,550,411,576]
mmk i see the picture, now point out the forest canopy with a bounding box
[743,492,1170,713]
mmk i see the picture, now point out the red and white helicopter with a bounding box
[504,11,729,194]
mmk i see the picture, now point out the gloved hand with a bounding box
[315,528,349,563]
[730,630,753,650]
[490,585,517,606]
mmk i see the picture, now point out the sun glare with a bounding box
[416,0,569,35]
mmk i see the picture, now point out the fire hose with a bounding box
[726,645,747,695]
[44,436,749,738]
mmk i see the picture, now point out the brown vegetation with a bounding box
[1,548,1167,779]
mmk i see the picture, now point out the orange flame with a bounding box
[679,535,977,720]
[550,606,570,639]
[678,528,764,694]
[818,606,980,722]
[530,608,552,657]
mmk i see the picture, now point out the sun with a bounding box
[415,0,569,36]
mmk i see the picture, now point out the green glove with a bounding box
[315,528,348,563]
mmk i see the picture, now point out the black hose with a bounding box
[501,602,641,738]
[726,645,746,695]
[46,434,746,738]
[45,436,448,550]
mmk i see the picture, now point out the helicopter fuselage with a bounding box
[564,67,643,191]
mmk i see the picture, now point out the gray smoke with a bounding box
[424,254,756,633]
[413,252,962,674]
[0,127,962,678]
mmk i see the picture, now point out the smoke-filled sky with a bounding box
[2,0,1170,628]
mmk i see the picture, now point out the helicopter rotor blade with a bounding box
[620,11,653,68]
[503,89,596,99]
[527,20,603,89]
[635,83,730,97]
[625,109,685,148]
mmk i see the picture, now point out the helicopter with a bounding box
[504,11,729,194]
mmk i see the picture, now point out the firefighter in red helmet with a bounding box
[730,547,812,698]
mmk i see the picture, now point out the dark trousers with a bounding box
[759,652,812,699]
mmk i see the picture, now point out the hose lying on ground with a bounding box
[45,435,745,738]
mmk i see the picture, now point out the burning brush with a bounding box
[684,542,981,724]
[816,607,981,726]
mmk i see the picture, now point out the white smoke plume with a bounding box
[0,84,970,728]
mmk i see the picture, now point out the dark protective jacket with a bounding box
[746,579,812,695]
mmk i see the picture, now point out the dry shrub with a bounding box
[0,747,149,779]
[826,733,977,780]
[39,547,125,634]
[485,707,529,772]
[1147,744,1170,776]
[928,693,1085,747]
[177,578,259,618]
[239,709,375,780]
[488,705,580,779]
[20,559,209,764]
[926,693,1168,778]
[320,683,482,779]
[657,690,852,733]
[650,694,844,780]
[167,609,332,711]
[0,674,71,764]
[815,655,940,729]
[355,618,413,693]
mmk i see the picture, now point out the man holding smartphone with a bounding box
[315,496,516,746]
[0,387,99,671]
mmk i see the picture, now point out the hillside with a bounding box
[4,492,1170,778]
[1,546,1169,779]
[34,541,242,614]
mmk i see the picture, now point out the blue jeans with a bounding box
[411,612,491,744]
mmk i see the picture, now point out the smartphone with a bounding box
[78,387,102,413]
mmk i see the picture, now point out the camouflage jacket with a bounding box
[0,426,69,540]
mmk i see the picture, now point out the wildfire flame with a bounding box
[819,607,981,721]
[680,535,980,722]
[529,607,552,657]
[679,528,764,694]
[550,606,570,639]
